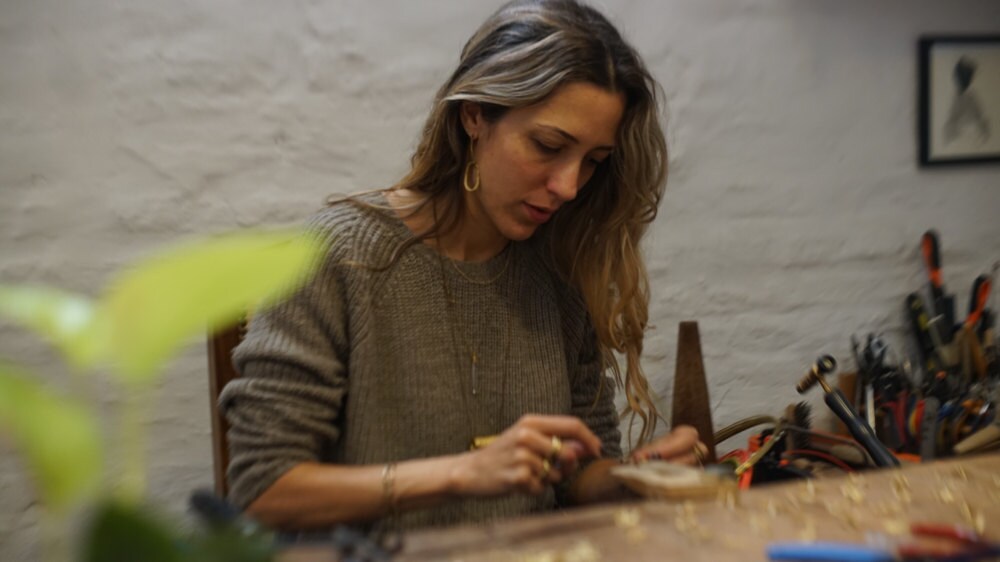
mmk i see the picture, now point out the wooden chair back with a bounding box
[206,317,249,497]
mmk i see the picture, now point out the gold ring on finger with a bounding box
[692,444,706,466]
[549,436,563,459]
[540,459,551,480]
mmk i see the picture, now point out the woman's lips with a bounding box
[524,203,554,224]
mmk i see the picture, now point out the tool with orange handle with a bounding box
[921,230,956,344]
[906,292,944,379]
[963,274,991,380]
[966,274,991,332]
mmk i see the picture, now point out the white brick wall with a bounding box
[2,1,998,557]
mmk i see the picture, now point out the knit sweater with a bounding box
[219,194,622,530]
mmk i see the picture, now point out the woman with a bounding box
[220,0,706,532]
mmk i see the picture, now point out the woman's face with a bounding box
[461,81,625,242]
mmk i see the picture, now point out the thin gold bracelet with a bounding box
[381,462,398,515]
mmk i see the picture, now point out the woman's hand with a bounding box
[629,425,708,466]
[449,414,603,497]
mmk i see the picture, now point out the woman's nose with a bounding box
[547,163,583,202]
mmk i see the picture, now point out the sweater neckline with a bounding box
[368,191,517,283]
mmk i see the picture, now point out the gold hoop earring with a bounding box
[463,140,480,192]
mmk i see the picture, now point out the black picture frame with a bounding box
[918,35,1000,166]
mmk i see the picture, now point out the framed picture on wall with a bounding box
[918,36,1000,166]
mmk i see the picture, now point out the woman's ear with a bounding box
[459,101,484,140]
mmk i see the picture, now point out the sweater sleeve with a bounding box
[554,323,623,508]
[570,326,623,460]
[219,214,354,509]
[538,243,623,460]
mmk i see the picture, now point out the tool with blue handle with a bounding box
[769,523,1000,562]
[767,542,895,562]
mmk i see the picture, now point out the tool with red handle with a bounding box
[964,274,992,380]
[906,292,944,379]
[966,274,991,331]
[921,230,956,344]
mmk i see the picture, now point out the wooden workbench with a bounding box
[282,453,1000,561]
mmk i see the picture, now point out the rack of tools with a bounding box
[687,230,997,488]
[863,230,998,459]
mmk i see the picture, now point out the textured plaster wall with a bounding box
[2,0,999,557]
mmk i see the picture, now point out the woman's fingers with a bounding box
[511,428,586,483]
[655,425,700,457]
[497,416,600,490]
[557,439,586,466]
[511,424,562,461]
[512,445,545,474]
[517,414,603,457]
[507,449,562,492]
[463,414,605,497]
[693,441,708,463]
[631,425,703,462]
[511,464,545,495]
[659,442,708,466]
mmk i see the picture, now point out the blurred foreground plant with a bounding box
[0,229,323,561]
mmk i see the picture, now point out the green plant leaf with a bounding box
[83,499,276,562]
[99,229,323,383]
[0,363,103,512]
[186,529,274,562]
[0,286,102,370]
[82,500,183,562]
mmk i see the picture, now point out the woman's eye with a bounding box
[533,139,560,154]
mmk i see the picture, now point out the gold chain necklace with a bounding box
[447,243,512,285]
[437,247,516,448]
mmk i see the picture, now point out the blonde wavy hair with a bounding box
[352,0,668,446]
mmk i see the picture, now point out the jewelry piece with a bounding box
[463,140,481,192]
[469,351,479,396]
[381,463,398,514]
[540,459,552,480]
[438,246,515,398]
[692,444,706,466]
[549,436,563,459]
[469,434,498,450]
[435,229,518,451]
[448,243,512,285]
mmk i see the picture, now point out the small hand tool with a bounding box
[966,274,991,334]
[783,402,871,467]
[954,417,1000,454]
[964,275,992,380]
[796,355,899,467]
[978,309,994,349]
[767,522,1000,562]
[928,315,960,369]
[951,399,987,445]
[898,522,1000,561]
[876,394,905,451]
[922,230,956,344]
[919,396,940,460]
[733,424,789,478]
[852,334,879,430]
[905,292,945,378]
[767,542,895,562]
